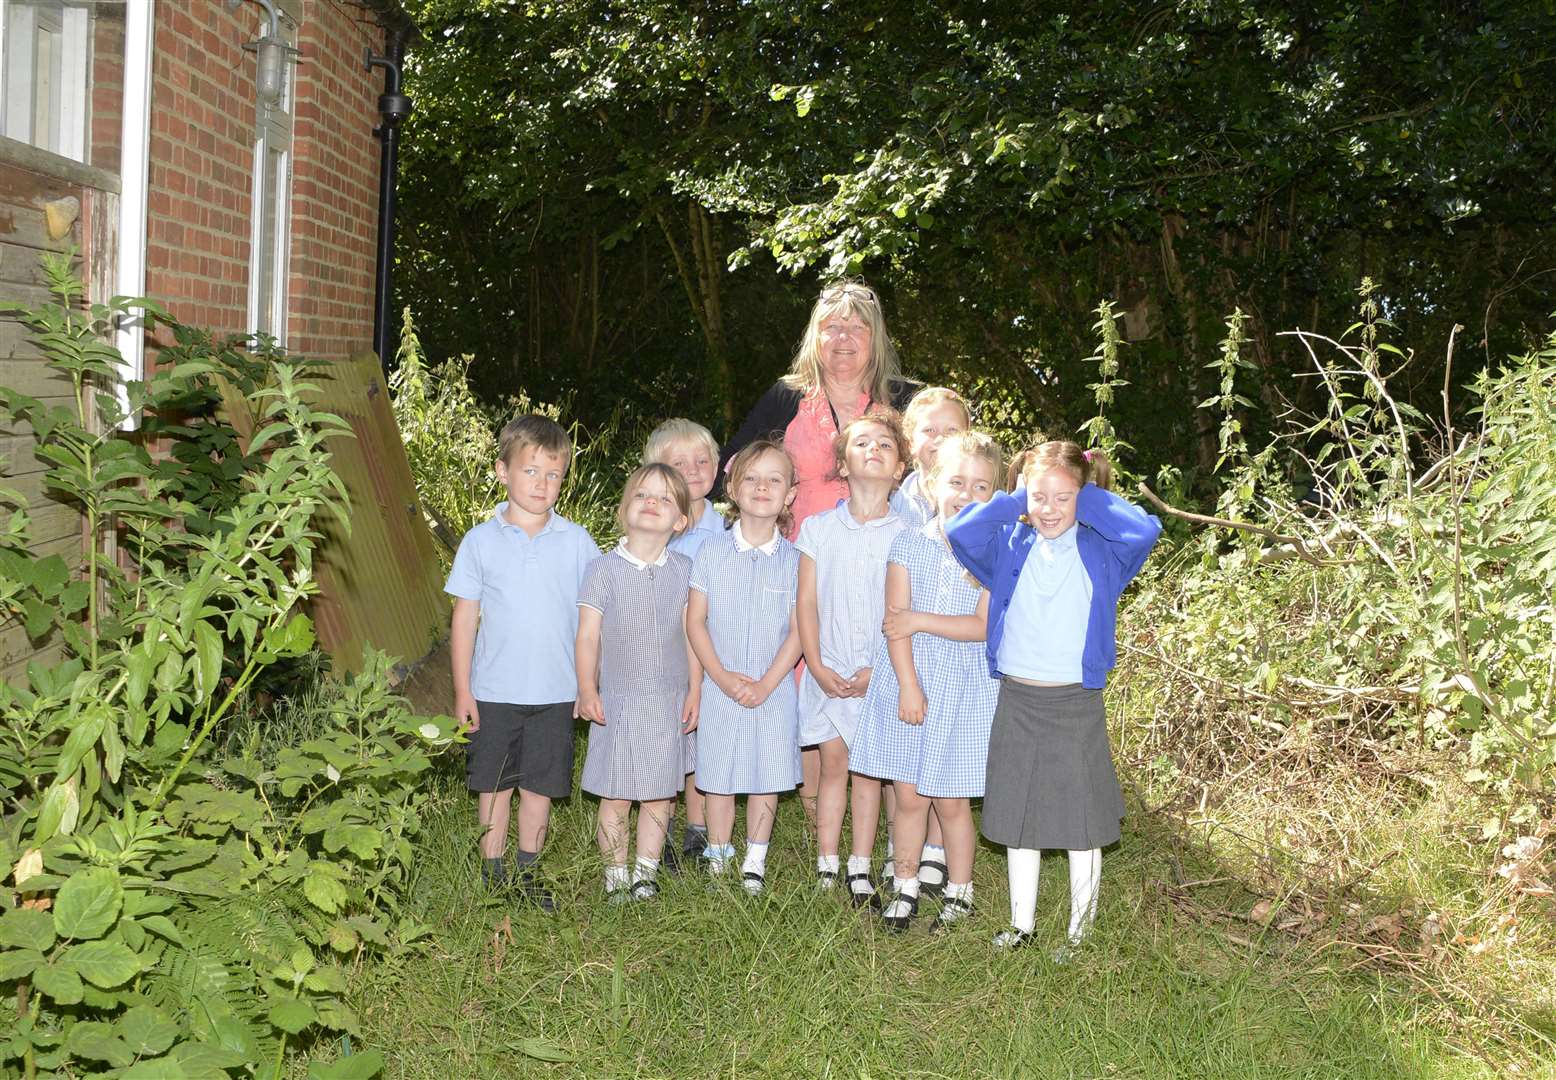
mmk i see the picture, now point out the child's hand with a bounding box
[453,693,480,733]
[881,606,920,640]
[897,683,927,725]
[717,671,753,701]
[847,667,873,697]
[814,665,853,698]
[575,689,606,725]
[735,678,772,709]
[681,693,699,733]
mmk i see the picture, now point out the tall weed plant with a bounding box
[0,257,458,1078]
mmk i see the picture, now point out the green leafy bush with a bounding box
[0,256,458,1077]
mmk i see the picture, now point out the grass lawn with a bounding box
[340,758,1504,1079]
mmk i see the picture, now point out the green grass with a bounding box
[332,753,1510,1080]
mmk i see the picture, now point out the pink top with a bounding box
[784,388,869,538]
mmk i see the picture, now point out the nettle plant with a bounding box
[0,256,457,1078]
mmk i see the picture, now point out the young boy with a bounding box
[642,418,723,866]
[446,414,602,910]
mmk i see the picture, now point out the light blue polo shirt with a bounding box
[445,503,602,705]
[996,523,1093,684]
[668,497,726,559]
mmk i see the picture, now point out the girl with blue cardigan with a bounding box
[945,442,1161,951]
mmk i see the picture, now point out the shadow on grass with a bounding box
[326,736,1502,1080]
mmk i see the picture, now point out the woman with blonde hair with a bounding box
[719,280,918,536]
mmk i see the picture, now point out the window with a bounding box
[247,10,296,345]
[0,0,90,161]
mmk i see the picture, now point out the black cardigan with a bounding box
[716,377,920,493]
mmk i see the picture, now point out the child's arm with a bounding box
[1076,483,1163,584]
[450,598,481,732]
[735,609,804,709]
[686,588,751,702]
[945,490,1025,589]
[681,604,701,733]
[883,564,926,725]
[574,606,606,724]
[882,589,990,643]
[798,553,853,698]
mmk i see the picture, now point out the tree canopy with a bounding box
[398,0,1556,482]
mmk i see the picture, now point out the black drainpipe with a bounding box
[367,27,411,370]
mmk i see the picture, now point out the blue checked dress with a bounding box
[888,471,934,530]
[689,527,802,795]
[578,547,693,801]
[850,523,999,798]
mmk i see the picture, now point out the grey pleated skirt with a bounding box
[980,679,1124,850]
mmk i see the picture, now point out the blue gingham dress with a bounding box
[578,548,693,801]
[850,523,999,798]
[690,528,802,795]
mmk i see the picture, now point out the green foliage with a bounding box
[0,259,455,1076]
[389,308,645,554]
[1123,311,1556,805]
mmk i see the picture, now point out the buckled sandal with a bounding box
[629,878,659,902]
[917,859,948,900]
[741,871,765,896]
[929,895,973,933]
[846,871,880,911]
[992,927,1034,951]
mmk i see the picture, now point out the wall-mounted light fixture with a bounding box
[228,0,298,107]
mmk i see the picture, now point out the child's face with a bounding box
[840,421,904,485]
[933,451,997,523]
[496,444,566,519]
[662,438,716,502]
[733,448,796,523]
[1025,466,1082,539]
[910,402,967,471]
[623,470,688,537]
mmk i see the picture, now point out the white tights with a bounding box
[1005,847,1101,942]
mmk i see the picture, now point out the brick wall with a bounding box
[144,0,386,360]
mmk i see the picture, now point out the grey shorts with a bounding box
[466,700,576,798]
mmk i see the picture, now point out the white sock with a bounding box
[919,845,947,886]
[741,840,769,878]
[846,853,872,889]
[1067,848,1101,943]
[817,853,840,874]
[633,855,659,884]
[1007,847,1040,933]
[945,881,973,903]
[892,875,920,899]
[706,843,734,874]
[604,863,629,892]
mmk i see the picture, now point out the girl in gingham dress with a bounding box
[576,464,702,902]
[889,386,971,531]
[852,433,1003,931]
[685,440,805,894]
[796,411,909,905]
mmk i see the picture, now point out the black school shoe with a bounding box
[660,839,682,875]
[682,827,709,861]
[929,895,973,933]
[514,865,557,914]
[846,871,881,911]
[880,891,918,932]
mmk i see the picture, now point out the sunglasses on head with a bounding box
[818,281,876,304]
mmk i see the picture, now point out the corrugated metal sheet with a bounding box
[221,352,447,678]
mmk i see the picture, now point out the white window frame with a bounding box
[0,0,90,161]
[245,8,297,347]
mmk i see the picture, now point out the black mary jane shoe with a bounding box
[660,839,682,875]
[880,891,919,933]
[514,867,558,914]
[929,895,973,933]
[741,871,765,896]
[629,878,660,902]
[846,871,881,911]
[917,859,949,900]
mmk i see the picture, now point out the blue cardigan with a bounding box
[945,484,1162,689]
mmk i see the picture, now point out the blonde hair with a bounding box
[925,431,1003,495]
[497,414,571,467]
[831,409,911,484]
[902,386,971,439]
[615,463,692,533]
[724,439,796,537]
[1021,441,1113,492]
[643,417,719,466]
[782,279,902,405]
